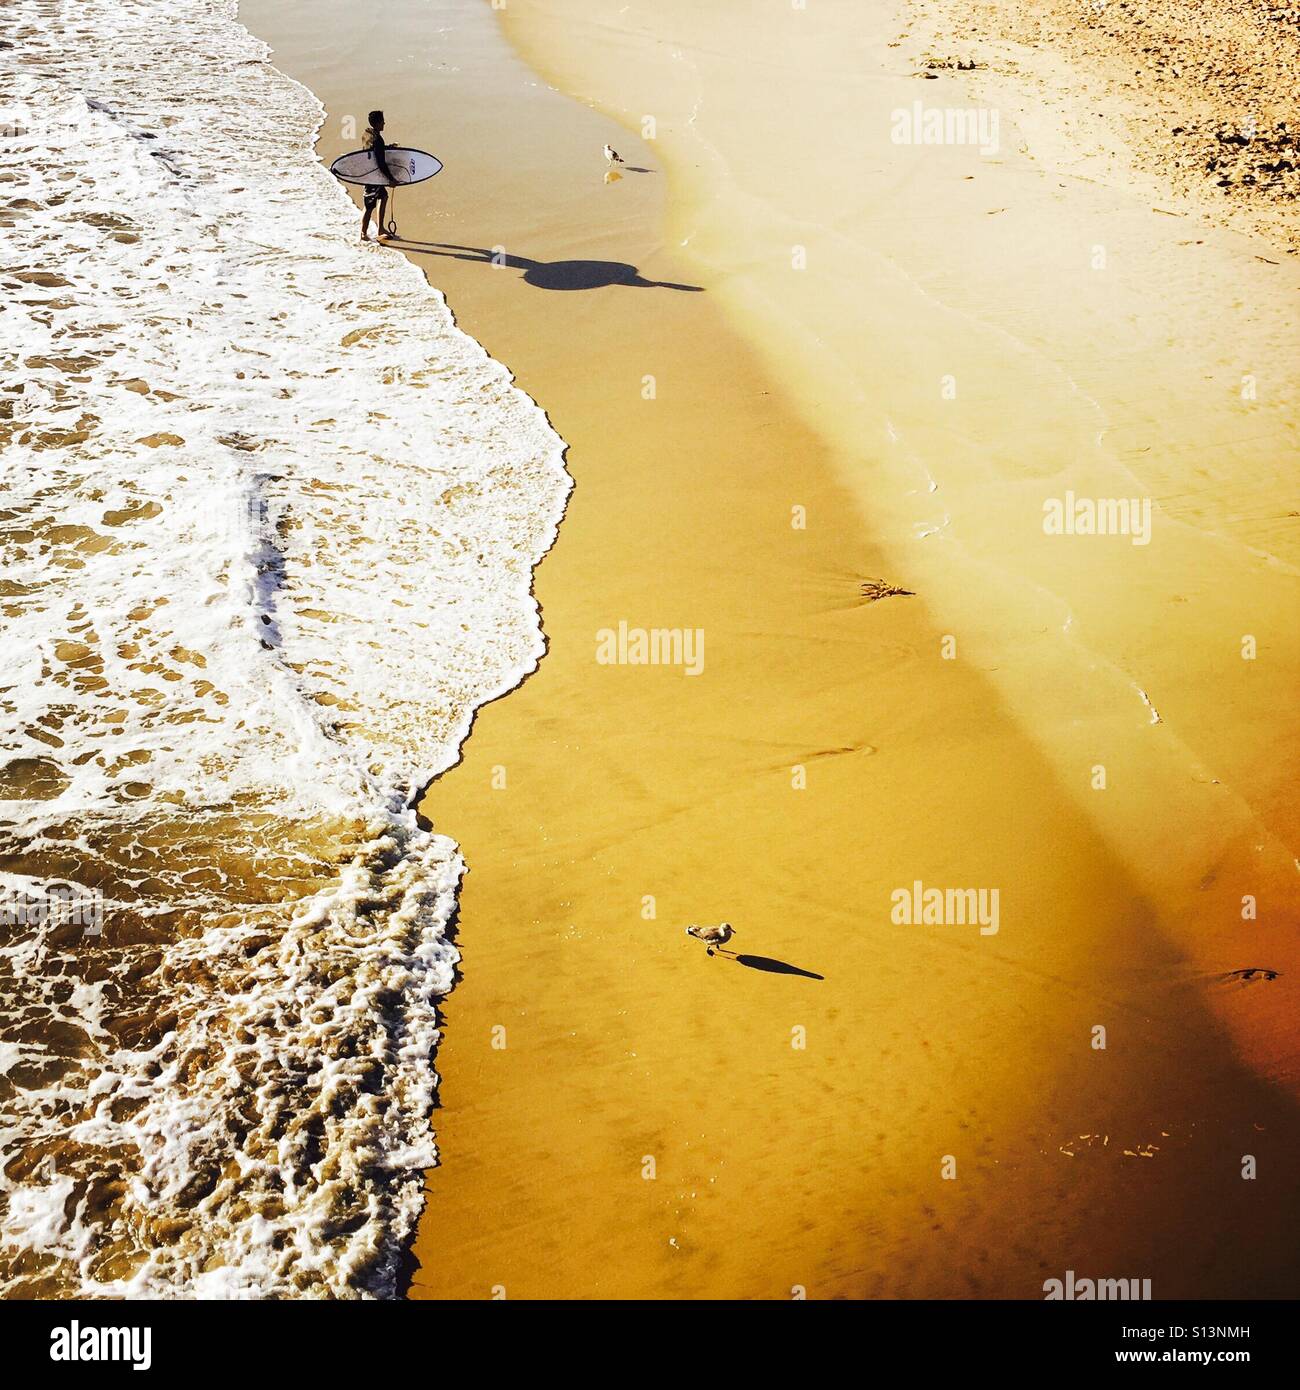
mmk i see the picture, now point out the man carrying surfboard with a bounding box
[361,110,396,242]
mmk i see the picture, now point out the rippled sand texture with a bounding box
[391,0,1296,1296]
[0,0,567,1295]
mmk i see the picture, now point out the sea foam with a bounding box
[0,0,569,1296]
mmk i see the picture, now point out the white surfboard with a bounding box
[329,146,442,188]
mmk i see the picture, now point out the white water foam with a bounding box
[0,0,569,1296]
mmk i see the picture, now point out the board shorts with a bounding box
[363,185,388,209]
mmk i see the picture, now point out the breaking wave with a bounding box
[0,0,569,1296]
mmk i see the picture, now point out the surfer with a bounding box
[361,110,396,242]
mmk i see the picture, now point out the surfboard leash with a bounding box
[384,185,399,240]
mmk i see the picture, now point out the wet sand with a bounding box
[242,0,1300,1298]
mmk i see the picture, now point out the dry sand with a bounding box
[243,0,1300,1298]
[908,0,1300,253]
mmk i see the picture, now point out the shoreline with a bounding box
[237,0,1300,1298]
[7,0,1297,1302]
[2,0,574,1296]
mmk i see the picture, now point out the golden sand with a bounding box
[909,0,1300,253]
[242,0,1300,1297]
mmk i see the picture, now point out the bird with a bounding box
[684,922,736,957]
[603,144,625,165]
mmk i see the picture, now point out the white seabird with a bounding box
[684,922,736,957]
[603,144,625,164]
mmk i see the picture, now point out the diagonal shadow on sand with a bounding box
[731,953,824,980]
[394,240,704,292]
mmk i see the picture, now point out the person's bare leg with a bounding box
[361,203,373,241]
[375,191,391,241]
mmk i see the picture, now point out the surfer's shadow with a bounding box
[398,242,703,293]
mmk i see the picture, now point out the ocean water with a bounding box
[0,0,569,1296]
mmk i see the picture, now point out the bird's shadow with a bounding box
[730,953,825,981]
[394,241,703,293]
